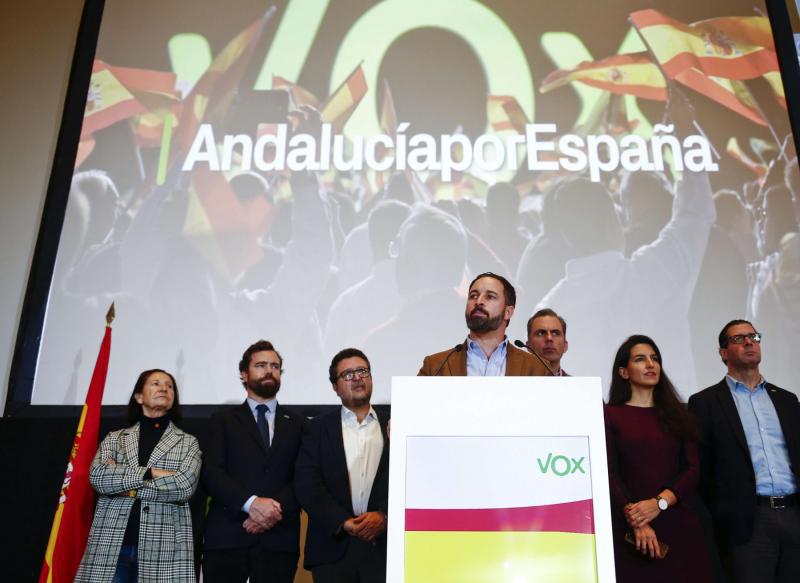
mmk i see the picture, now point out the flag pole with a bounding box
[629,17,720,160]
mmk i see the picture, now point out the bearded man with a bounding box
[202,340,304,583]
[418,272,550,377]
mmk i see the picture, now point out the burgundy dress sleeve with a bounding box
[604,406,631,517]
[663,438,700,504]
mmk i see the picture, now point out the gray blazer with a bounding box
[75,421,201,583]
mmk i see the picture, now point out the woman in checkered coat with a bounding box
[75,369,202,583]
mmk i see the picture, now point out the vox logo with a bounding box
[537,453,586,476]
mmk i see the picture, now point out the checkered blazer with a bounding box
[75,421,201,583]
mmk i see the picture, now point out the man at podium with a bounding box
[418,272,550,377]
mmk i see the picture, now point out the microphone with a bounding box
[514,340,556,376]
[432,344,464,376]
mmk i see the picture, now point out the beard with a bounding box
[249,375,281,399]
[466,309,504,333]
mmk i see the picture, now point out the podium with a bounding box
[387,376,616,583]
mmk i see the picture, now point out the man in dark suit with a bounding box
[526,307,570,376]
[418,272,551,376]
[202,340,304,583]
[689,319,800,583]
[295,348,389,582]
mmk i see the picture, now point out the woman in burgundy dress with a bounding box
[604,334,713,582]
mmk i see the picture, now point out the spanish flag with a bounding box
[763,71,787,109]
[321,63,368,133]
[674,68,766,126]
[175,10,273,156]
[39,306,114,583]
[404,436,597,582]
[629,10,779,81]
[540,53,667,101]
[182,166,269,281]
[81,61,145,139]
[380,79,398,136]
[272,75,321,109]
[108,65,182,148]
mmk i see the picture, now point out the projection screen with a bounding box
[26,0,800,405]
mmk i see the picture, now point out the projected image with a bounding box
[404,436,597,582]
[36,0,800,404]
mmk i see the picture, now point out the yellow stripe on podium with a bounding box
[404,531,597,583]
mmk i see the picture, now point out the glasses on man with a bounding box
[727,332,762,345]
[338,368,371,381]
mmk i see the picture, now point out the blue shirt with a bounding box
[726,376,797,496]
[466,337,508,377]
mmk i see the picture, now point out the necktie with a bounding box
[256,404,271,451]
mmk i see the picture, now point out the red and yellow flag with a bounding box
[321,64,368,133]
[39,307,114,583]
[541,53,668,101]
[272,75,321,109]
[175,11,273,156]
[81,61,145,139]
[182,166,270,281]
[674,68,766,126]
[380,79,398,136]
[763,71,787,109]
[108,65,182,148]
[629,10,780,81]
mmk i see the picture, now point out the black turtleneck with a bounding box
[122,413,169,547]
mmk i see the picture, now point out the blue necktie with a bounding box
[256,404,271,451]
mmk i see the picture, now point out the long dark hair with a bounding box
[608,335,698,441]
[127,369,182,425]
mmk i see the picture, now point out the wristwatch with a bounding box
[655,495,669,511]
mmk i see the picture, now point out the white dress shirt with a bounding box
[341,405,384,516]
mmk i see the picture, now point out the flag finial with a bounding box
[106,302,116,326]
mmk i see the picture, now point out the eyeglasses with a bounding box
[338,368,371,381]
[727,332,762,345]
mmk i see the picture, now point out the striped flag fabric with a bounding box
[108,65,182,148]
[182,166,268,281]
[629,9,780,81]
[272,75,321,109]
[674,68,766,126]
[174,10,273,156]
[380,79,398,136]
[763,71,787,108]
[321,64,368,133]
[81,61,145,139]
[404,435,597,582]
[39,306,114,583]
[540,53,668,101]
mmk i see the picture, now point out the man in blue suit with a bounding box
[295,348,390,582]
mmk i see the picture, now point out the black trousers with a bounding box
[311,538,386,583]
[729,505,800,583]
[203,547,299,583]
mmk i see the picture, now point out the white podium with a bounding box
[386,376,616,583]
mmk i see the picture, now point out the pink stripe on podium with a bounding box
[405,499,594,534]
